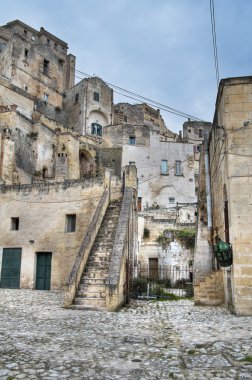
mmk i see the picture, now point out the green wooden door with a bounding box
[0,248,22,288]
[36,252,52,290]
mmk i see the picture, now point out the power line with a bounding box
[75,70,205,122]
[210,0,220,88]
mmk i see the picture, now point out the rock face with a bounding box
[73,200,122,310]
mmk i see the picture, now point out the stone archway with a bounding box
[79,149,95,179]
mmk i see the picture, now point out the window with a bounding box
[44,93,49,103]
[66,214,76,233]
[169,197,175,203]
[31,35,36,41]
[11,217,19,231]
[175,160,182,176]
[43,59,49,75]
[54,42,58,50]
[93,92,100,102]
[58,58,64,67]
[124,115,128,122]
[74,93,79,104]
[24,49,29,59]
[129,136,136,145]
[161,160,168,175]
[0,41,6,53]
[188,129,191,133]
[24,30,27,36]
[91,123,102,136]
[47,39,50,45]
[24,85,28,92]
[199,129,203,138]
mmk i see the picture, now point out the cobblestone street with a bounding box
[0,290,251,379]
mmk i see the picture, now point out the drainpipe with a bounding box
[204,135,212,231]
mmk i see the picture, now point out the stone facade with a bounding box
[63,76,113,136]
[195,76,252,316]
[0,178,105,289]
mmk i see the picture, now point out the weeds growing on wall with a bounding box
[156,228,196,250]
[175,228,196,250]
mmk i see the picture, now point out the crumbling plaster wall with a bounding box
[122,132,196,209]
[0,179,105,289]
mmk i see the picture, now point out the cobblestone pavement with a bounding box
[0,290,252,379]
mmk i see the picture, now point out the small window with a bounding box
[161,160,168,175]
[43,59,49,75]
[188,129,191,133]
[129,136,136,145]
[24,85,28,92]
[175,160,182,176]
[24,49,29,59]
[11,217,19,231]
[169,197,175,203]
[54,42,58,50]
[47,39,50,45]
[199,129,203,138]
[124,115,128,122]
[74,93,79,104]
[0,41,6,53]
[24,30,27,36]
[44,93,49,103]
[91,123,102,136]
[31,35,36,41]
[66,214,76,233]
[58,58,64,67]
[93,92,100,102]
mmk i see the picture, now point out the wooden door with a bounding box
[149,258,158,279]
[0,248,22,288]
[36,252,52,290]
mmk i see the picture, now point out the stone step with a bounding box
[74,297,106,307]
[76,290,106,298]
[80,278,107,285]
[78,283,106,292]
[82,272,108,279]
[70,304,105,311]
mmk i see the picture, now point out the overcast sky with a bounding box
[1,0,252,132]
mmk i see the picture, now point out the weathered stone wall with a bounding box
[103,124,150,148]
[210,77,252,315]
[96,147,122,178]
[0,178,105,289]
[0,20,75,103]
[63,77,113,136]
[194,149,213,285]
[194,270,225,306]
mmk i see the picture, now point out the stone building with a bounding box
[0,20,138,311]
[194,76,252,316]
[63,76,113,136]
[101,103,197,279]
[183,120,212,194]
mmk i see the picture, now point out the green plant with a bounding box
[239,355,252,363]
[156,232,172,248]
[175,228,196,250]
[187,349,196,355]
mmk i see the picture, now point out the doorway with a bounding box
[149,258,159,279]
[0,248,22,288]
[36,252,52,290]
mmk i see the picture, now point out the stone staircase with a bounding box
[72,200,121,310]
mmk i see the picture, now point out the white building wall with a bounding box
[122,132,196,209]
